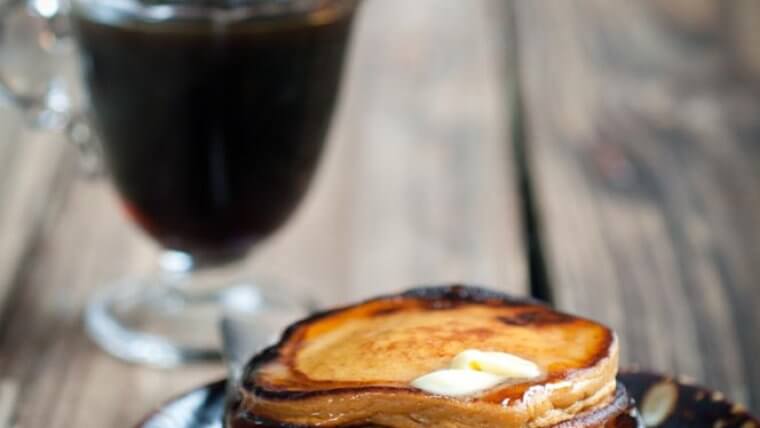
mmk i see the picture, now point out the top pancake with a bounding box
[237,286,620,427]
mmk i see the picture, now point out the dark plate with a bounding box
[137,372,759,427]
[138,380,226,428]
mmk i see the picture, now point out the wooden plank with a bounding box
[256,0,525,304]
[0,177,226,428]
[0,107,71,314]
[514,0,760,412]
[0,0,525,426]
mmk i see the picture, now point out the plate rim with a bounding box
[137,370,759,427]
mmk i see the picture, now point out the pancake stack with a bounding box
[227,285,642,427]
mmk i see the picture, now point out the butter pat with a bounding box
[411,369,506,397]
[451,349,541,378]
[411,349,541,397]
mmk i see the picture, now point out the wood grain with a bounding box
[0,1,525,426]
[514,0,760,412]
[0,109,71,317]
[252,0,525,304]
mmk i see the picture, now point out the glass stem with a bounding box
[159,250,196,283]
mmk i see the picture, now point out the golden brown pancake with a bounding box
[227,285,640,428]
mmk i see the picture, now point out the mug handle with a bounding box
[0,0,101,174]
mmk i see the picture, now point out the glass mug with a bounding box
[0,0,358,367]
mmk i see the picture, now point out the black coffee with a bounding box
[73,4,355,259]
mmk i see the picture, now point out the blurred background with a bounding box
[0,0,758,426]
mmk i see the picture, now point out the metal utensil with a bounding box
[219,285,311,419]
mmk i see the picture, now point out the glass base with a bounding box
[84,274,311,368]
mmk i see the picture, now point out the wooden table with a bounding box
[0,0,758,425]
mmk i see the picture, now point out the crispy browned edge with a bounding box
[239,284,612,402]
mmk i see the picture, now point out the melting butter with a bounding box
[410,369,506,397]
[451,350,541,378]
[411,349,541,397]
